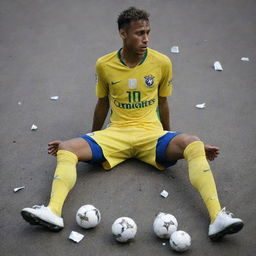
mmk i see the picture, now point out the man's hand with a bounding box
[205,144,220,161]
[48,140,61,156]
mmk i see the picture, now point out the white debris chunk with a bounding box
[160,190,169,198]
[50,96,59,100]
[162,243,166,246]
[69,231,84,243]
[18,101,22,105]
[171,46,179,53]
[195,103,206,109]
[214,61,223,71]
[31,124,38,131]
[241,57,249,62]
[14,186,25,192]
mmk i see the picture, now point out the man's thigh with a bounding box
[135,130,182,169]
[81,127,133,170]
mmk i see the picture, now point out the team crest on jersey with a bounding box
[144,75,155,88]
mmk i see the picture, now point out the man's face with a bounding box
[120,19,150,56]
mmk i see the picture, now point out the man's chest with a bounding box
[106,66,162,99]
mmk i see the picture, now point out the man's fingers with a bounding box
[48,149,55,154]
[48,149,58,156]
[48,141,61,154]
[48,145,58,150]
[48,140,61,146]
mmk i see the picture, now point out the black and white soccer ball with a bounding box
[170,230,191,252]
[111,217,137,243]
[76,204,101,229]
[153,212,178,239]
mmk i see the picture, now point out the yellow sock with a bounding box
[48,150,78,216]
[183,141,221,223]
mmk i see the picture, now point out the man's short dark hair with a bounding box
[117,7,150,30]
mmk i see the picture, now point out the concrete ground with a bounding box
[1,0,255,255]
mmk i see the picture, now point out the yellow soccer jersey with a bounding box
[95,48,173,128]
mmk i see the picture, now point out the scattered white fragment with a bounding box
[160,190,169,198]
[14,186,25,192]
[171,46,179,53]
[18,101,22,105]
[241,57,249,62]
[195,103,206,109]
[31,124,38,131]
[69,231,84,243]
[162,243,166,246]
[214,61,223,71]
[50,96,59,100]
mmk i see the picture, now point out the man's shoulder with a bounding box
[96,50,118,66]
[148,48,171,65]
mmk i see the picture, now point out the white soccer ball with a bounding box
[170,230,191,252]
[153,212,178,239]
[111,217,137,243]
[76,204,101,229]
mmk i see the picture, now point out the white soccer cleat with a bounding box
[208,208,244,240]
[21,205,64,232]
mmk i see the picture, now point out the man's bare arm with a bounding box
[92,97,109,131]
[158,96,171,131]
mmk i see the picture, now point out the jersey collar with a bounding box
[117,48,148,67]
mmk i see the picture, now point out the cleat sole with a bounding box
[21,210,63,232]
[209,221,244,241]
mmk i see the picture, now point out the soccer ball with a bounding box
[153,212,178,239]
[111,217,137,243]
[76,204,101,229]
[169,230,191,252]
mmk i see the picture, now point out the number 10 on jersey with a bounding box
[127,91,141,103]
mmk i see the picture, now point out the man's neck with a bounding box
[121,48,145,68]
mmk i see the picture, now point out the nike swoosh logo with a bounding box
[111,81,121,85]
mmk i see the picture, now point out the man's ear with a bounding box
[119,28,127,40]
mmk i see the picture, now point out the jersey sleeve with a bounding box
[158,57,173,97]
[95,59,108,98]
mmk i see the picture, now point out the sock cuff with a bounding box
[57,150,78,164]
[183,141,205,161]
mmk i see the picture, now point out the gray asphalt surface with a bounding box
[1,0,255,255]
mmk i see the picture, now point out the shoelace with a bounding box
[221,207,234,217]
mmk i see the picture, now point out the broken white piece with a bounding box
[50,96,59,100]
[241,57,249,62]
[195,103,206,109]
[18,101,22,105]
[14,186,25,192]
[69,231,84,243]
[31,124,38,131]
[171,46,179,53]
[214,61,223,71]
[160,190,169,198]
[162,243,166,246]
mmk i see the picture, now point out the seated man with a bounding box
[21,7,243,240]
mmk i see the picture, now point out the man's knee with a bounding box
[58,138,92,161]
[182,135,200,148]
[165,134,201,161]
[171,134,201,153]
